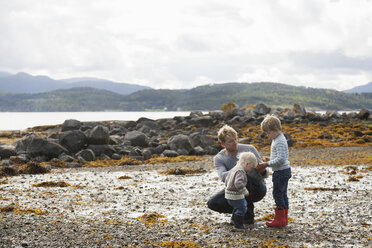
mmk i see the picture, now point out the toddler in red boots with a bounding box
[259,115,291,227]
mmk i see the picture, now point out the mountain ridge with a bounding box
[0,72,151,95]
[344,82,372,93]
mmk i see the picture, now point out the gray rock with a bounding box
[13,133,39,152]
[0,144,16,158]
[58,153,75,162]
[59,130,87,153]
[163,149,179,157]
[167,134,193,154]
[111,153,122,160]
[208,110,224,120]
[283,110,295,120]
[177,148,189,155]
[87,125,110,145]
[153,144,167,155]
[190,116,214,127]
[137,118,162,131]
[117,120,137,129]
[293,103,307,116]
[254,103,271,115]
[189,133,215,149]
[76,149,96,162]
[193,146,205,155]
[109,135,123,145]
[61,119,82,132]
[0,160,13,166]
[124,131,149,147]
[14,135,68,159]
[357,109,370,120]
[142,148,152,160]
[324,110,341,119]
[189,111,204,118]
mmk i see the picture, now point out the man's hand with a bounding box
[256,162,267,174]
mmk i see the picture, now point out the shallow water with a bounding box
[0,111,201,130]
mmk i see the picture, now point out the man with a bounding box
[207,124,268,225]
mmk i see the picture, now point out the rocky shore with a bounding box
[0,104,370,171]
[0,146,371,247]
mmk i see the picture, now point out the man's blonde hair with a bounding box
[260,115,282,132]
[217,125,237,143]
[237,152,257,170]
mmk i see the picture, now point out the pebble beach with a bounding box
[1,146,371,248]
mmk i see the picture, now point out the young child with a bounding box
[259,115,291,227]
[225,151,258,231]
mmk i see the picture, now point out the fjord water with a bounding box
[0,111,196,131]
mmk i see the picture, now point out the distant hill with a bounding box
[0,72,152,95]
[0,72,66,93]
[0,87,125,111]
[0,82,371,111]
[61,78,151,95]
[119,82,372,111]
[344,82,372,93]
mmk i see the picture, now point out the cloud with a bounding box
[0,0,371,91]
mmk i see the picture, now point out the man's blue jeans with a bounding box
[272,168,291,208]
[227,198,247,216]
[207,174,267,221]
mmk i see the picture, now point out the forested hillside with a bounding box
[0,83,371,111]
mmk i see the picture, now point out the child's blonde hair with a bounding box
[260,115,282,132]
[237,152,257,170]
[217,125,237,143]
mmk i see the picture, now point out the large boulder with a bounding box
[190,116,214,127]
[357,109,370,120]
[137,118,161,130]
[324,110,341,119]
[87,125,110,145]
[61,119,82,132]
[14,135,68,159]
[167,134,193,154]
[76,149,96,162]
[59,130,87,153]
[189,133,216,149]
[254,103,271,116]
[124,131,149,147]
[0,144,16,159]
[293,103,306,116]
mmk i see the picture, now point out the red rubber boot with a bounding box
[266,206,286,227]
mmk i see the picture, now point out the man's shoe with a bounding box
[243,217,254,225]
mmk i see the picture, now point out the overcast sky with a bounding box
[1,0,372,91]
